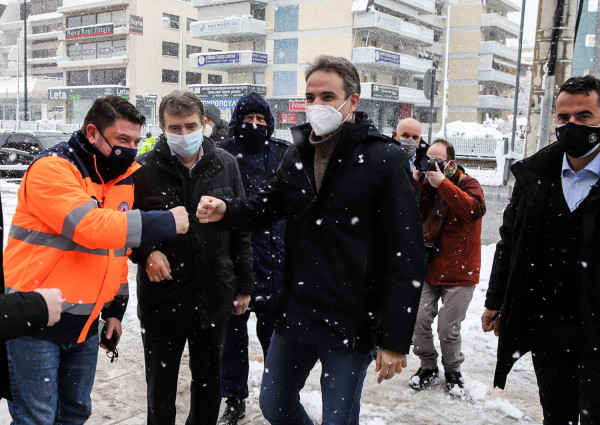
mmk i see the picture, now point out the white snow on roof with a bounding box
[437,121,505,139]
[28,12,62,22]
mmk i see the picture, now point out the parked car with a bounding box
[0,131,70,177]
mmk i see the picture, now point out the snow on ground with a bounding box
[0,179,542,424]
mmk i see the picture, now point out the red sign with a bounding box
[289,100,306,111]
[280,112,298,124]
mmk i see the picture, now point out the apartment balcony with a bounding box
[29,56,59,66]
[56,53,128,69]
[189,50,267,71]
[479,69,517,87]
[28,11,62,24]
[352,47,432,76]
[477,94,514,110]
[353,11,434,45]
[28,31,61,42]
[481,13,520,38]
[486,0,520,13]
[480,41,518,62]
[373,0,435,15]
[0,20,23,32]
[192,0,267,5]
[419,13,445,30]
[360,82,430,106]
[58,0,129,14]
[190,18,266,42]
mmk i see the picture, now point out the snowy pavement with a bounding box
[0,176,543,424]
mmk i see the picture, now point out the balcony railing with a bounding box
[353,11,434,45]
[477,94,514,110]
[479,69,517,87]
[481,13,520,38]
[480,41,518,62]
[190,17,266,42]
[189,50,267,71]
[352,47,432,76]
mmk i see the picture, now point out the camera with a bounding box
[414,154,445,172]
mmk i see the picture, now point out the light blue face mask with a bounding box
[166,128,204,157]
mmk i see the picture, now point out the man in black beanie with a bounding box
[204,103,230,141]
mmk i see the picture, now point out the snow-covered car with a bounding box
[0,131,70,178]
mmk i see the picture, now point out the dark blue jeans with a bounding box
[259,333,373,425]
[6,335,98,425]
[221,303,276,399]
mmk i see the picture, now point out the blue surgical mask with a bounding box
[166,128,204,157]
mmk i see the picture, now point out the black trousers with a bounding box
[531,317,590,425]
[141,322,227,425]
[220,303,276,399]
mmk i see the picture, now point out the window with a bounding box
[67,15,81,28]
[162,69,179,84]
[113,39,126,54]
[163,13,179,29]
[97,11,111,24]
[589,0,598,11]
[586,34,596,47]
[273,71,296,96]
[81,14,96,26]
[162,41,179,57]
[186,45,202,57]
[68,43,82,60]
[81,43,97,60]
[187,18,197,31]
[274,39,298,64]
[275,6,298,31]
[112,9,126,28]
[97,41,112,59]
[186,72,202,84]
[208,74,222,84]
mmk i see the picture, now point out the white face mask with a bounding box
[166,128,204,158]
[203,124,213,139]
[305,97,352,136]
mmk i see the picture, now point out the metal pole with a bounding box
[442,5,451,139]
[427,67,436,144]
[23,0,28,121]
[179,20,183,91]
[16,36,20,129]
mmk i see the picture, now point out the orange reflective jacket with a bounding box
[4,132,142,343]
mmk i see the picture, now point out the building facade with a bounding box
[572,0,600,77]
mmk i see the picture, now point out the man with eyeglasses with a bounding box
[409,138,486,394]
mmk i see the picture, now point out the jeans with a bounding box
[142,322,227,425]
[412,282,475,372]
[6,335,99,425]
[221,304,276,399]
[259,333,373,425]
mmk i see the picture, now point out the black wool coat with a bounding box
[131,137,254,331]
[223,112,425,353]
[486,142,600,420]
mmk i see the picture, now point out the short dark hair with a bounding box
[159,91,205,127]
[558,75,600,106]
[305,55,361,98]
[81,96,145,133]
[432,138,455,161]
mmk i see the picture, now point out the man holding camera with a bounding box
[409,139,486,393]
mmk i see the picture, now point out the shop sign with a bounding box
[66,23,114,39]
[289,100,306,111]
[280,112,298,124]
[48,86,130,101]
[129,15,143,35]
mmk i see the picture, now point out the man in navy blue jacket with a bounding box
[217,92,289,425]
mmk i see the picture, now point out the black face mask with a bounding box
[238,123,268,152]
[93,128,137,181]
[556,121,600,158]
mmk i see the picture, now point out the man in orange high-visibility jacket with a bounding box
[3,96,189,425]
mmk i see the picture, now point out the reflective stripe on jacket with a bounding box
[3,131,142,343]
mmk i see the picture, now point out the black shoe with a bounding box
[444,371,464,392]
[218,398,246,425]
[408,367,439,391]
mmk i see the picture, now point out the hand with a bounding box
[481,308,501,336]
[100,317,121,350]
[232,294,251,315]
[169,206,189,234]
[375,348,407,384]
[426,162,445,188]
[413,167,424,182]
[197,196,226,223]
[34,288,64,326]
[145,250,172,282]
